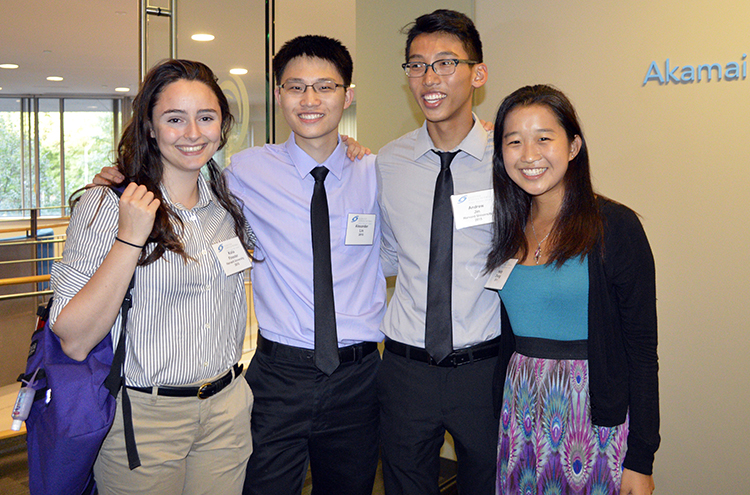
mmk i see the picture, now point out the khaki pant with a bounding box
[94,375,253,495]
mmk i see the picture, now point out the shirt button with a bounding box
[203,362,209,367]
[204,323,211,330]
[201,249,207,256]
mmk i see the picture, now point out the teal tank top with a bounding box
[497,257,588,341]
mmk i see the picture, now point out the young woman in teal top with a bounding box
[486,85,659,495]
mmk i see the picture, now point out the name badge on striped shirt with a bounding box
[211,237,252,276]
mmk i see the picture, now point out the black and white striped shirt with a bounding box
[50,176,250,387]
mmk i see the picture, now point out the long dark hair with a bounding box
[101,59,251,265]
[486,85,602,270]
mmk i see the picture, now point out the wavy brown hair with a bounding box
[75,59,253,266]
[486,85,602,271]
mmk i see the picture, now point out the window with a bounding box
[0,96,124,218]
[63,99,117,210]
[0,98,28,216]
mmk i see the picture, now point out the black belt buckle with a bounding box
[430,350,472,368]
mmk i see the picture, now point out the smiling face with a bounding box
[501,104,581,206]
[274,56,353,161]
[150,79,222,179]
[406,32,487,138]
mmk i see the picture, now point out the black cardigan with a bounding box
[493,197,660,475]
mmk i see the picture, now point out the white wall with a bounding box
[475,1,750,492]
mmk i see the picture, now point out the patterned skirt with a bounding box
[496,352,629,495]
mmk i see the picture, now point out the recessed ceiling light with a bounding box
[191,34,215,42]
[350,84,356,88]
[115,87,130,92]
[229,68,248,75]
[0,64,19,69]
[47,76,64,81]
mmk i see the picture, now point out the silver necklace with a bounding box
[528,205,551,265]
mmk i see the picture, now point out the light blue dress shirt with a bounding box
[225,133,386,349]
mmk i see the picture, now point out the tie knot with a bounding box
[433,150,459,171]
[311,166,329,183]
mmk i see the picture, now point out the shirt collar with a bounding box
[285,132,347,181]
[159,173,213,210]
[414,113,489,162]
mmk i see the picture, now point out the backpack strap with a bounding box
[102,272,141,469]
[105,180,142,469]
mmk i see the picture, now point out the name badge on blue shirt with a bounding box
[485,259,518,291]
[345,213,376,245]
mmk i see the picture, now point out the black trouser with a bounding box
[377,349,498,495]
[243,341,380,495]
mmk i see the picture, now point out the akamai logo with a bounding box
[458,196,467,203]
[351,215,359,222]
[643,54,747,85]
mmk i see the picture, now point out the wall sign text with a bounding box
[643,55,747,85]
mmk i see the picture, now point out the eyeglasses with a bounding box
[278,81,348,95]
[401,58,478,78]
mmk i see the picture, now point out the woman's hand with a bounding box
[620,469,654,495]
[341,134,372,160]
[117,183,160,247]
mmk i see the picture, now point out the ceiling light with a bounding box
[191,34,215,42]
[47,76,64,81]
[0,64,19,69]
[115,87,130,92]
[229,68,248,75]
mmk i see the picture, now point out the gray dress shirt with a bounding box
[375,117,502,349]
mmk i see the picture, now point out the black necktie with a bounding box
[425,150,458,363]
[310,166,339,375]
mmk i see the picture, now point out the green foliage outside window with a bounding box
[0,98,120,218]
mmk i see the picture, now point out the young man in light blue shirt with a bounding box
[225,36,386,495]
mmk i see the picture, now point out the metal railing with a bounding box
[0,210,67,302]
